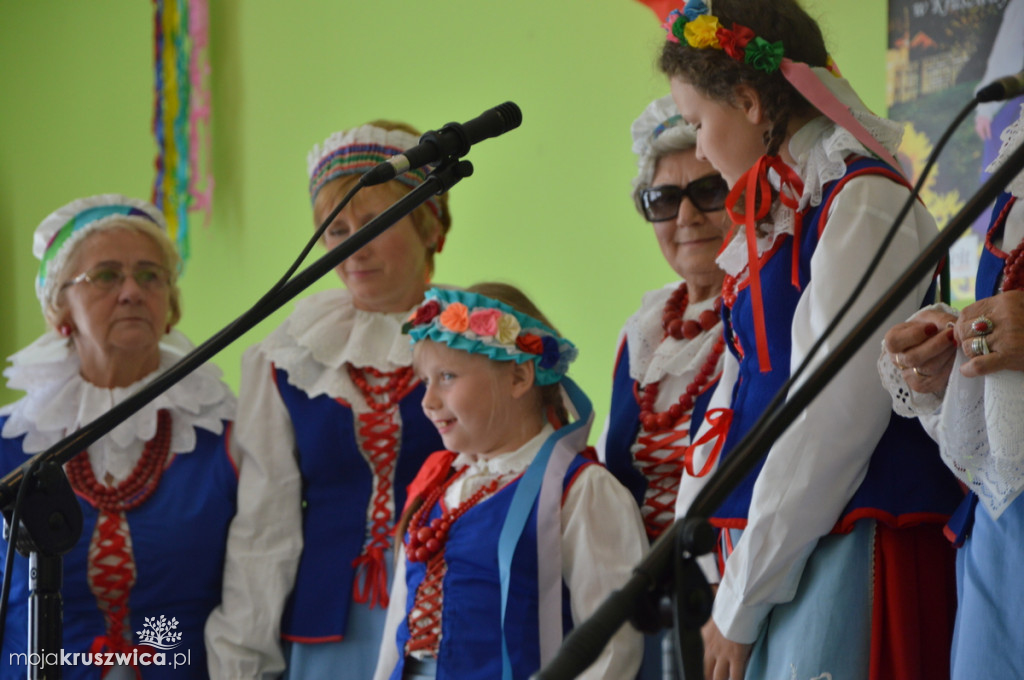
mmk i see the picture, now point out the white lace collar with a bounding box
[1,330,236,481]
[256,287,417,400]
[986,102,1024,199]
[716,112,905,278]
[624,283,720,384]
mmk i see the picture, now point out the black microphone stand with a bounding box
[0,157,474,679]
[533,141,1024,680]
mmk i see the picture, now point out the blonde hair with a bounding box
[463,282,570,427]
[310,119,452,277]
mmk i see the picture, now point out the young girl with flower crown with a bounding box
[659,1,964,679]
[371,283,647,680]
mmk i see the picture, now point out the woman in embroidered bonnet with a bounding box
[0,194,237,679]
[204,120,453,679]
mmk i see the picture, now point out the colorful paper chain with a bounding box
[152,0,213,267]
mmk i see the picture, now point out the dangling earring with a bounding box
[58,324,72,337]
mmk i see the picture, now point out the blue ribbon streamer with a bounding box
[496,377,592,680]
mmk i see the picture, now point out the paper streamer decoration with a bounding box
[152,0,213,267]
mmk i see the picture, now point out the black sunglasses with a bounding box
[639,174,729,222]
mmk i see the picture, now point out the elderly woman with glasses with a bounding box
[0,194,236,680]
[596,95,731,680]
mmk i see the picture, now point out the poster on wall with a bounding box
[887,0,1024,308]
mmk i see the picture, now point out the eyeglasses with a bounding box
[639,174,729,222]
[62,263,171,292]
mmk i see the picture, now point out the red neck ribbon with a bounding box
[725,155,805,373]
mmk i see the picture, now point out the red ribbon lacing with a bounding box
[725,156,806,373]
[634,406,733,541]
[351,408,401,609]
[65,410,172,678]
[634,428,691,540]
[405,555,446,655]
[346,365,415,610]
[87,512,139,678]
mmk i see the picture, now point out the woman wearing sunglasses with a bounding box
[597,94,731,680]
[0,194,237,679]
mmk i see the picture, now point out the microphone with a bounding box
[976,70,1024,103]
[360,102,522,186]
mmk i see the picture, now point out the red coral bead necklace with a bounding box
[637,282,725,432]
[65,409,172,512]
[405,467,504,563]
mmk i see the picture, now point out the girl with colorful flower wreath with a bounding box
[596,93,730,680]
[372,283,647,680]
[880,104,1024,680]
[204,121,451,679]
[659,1,964,678]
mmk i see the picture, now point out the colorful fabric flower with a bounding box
[516,334,544,355]
[406,287,578,387]
[468,308,502,337]
[744,36,784,73]
[684,14,722,49]
[682,0,709,20]
[439,302,469,333]
[539,337,560,369]
[413,299,441,325]
[663,9,685,44]
[717,23,755,61]
[495,314,521,345]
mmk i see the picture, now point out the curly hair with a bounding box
[659,0,828,157]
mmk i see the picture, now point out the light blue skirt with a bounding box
[738,520,874,680]
[952,493,1024,680]
[284,549,394,679]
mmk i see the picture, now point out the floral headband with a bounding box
[405,287,577,386]
[663,0,841,77]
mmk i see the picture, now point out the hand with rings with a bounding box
[882,309,959,394]
[956,290,1024,377]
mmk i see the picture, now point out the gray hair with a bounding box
[630,94,699,213]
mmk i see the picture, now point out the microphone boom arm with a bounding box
[0,159,474,514]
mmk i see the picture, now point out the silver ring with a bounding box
[971,336,991,356]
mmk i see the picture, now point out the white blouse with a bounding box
[373,424,648,680]
[204,287,421,679]
[679,117,939,644]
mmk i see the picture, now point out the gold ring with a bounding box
[912,366,931,378]
[896,353,909,370]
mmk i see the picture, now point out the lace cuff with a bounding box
[876,303,956,418]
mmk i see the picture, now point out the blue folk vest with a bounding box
[714,157,962,530]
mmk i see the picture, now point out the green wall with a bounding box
[0,0,887,436]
